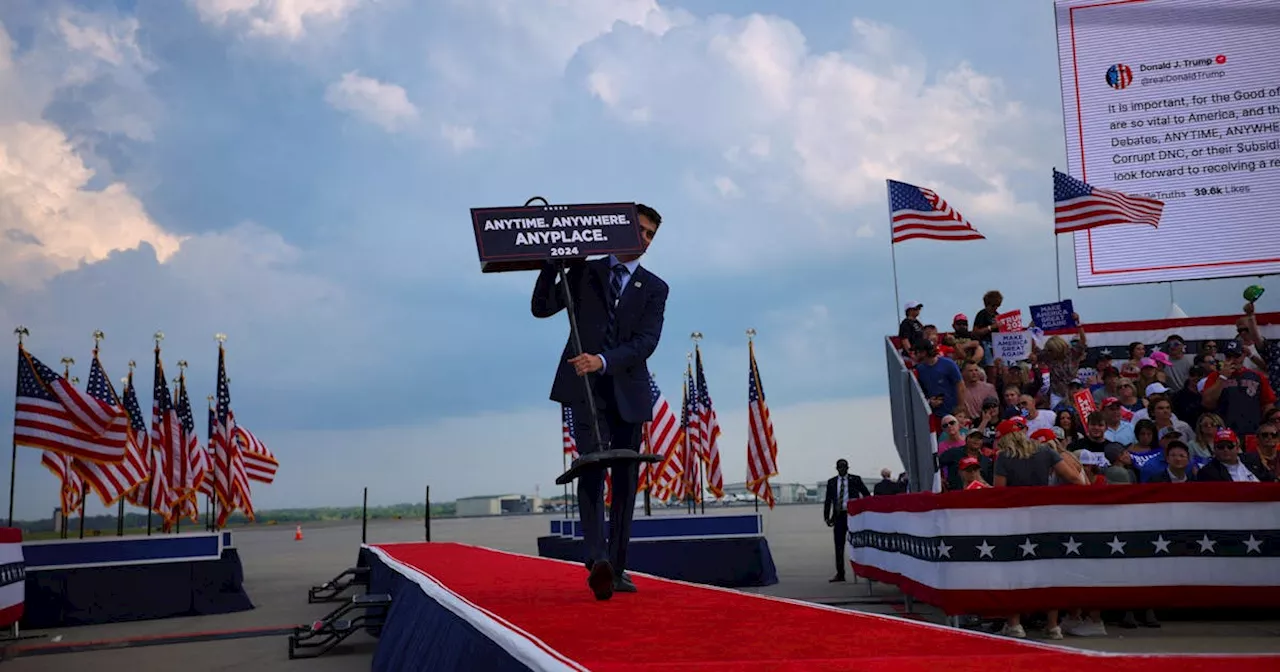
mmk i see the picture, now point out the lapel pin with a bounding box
[634,281,642,288]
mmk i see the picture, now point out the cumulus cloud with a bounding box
[575,14,1057,253]
[0,17,180,290]
[0,121,184,289]
[324,71,419,132]
[192,0,364,41]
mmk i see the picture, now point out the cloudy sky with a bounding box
[2,0,1274,520]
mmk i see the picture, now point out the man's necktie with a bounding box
[606,263,626,346]
[838,478,845,507]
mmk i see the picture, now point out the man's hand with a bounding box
[569,353,604,376]
[825,518,834,528]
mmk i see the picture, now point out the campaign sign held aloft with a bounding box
[470,202,645,273]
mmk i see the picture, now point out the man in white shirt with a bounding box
[1019,395,1056,433]
[823,459,870,582]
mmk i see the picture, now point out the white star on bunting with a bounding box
[1018,538,1038,557]
[976,540,995,558]
[1107,536,1127,555]
[1243,535,1263,554]
[1152,535,1171,554]
[1197,535,1217,554]
[937,541,952,558]
[1063,537,1082,555]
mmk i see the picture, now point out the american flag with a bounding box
[214,345,254,527]
[641,374,684,499]
[561,404,578,458]
[745,341,778,508]
[1053,168,1164,234]
[71,356,148,507]
[122,372,165,511]
[234,422,278,484]
[679,366,701,503]
[200,404,216,500]
[174,376,205,523]
[13,345,129,463]
[887,179,985,244]
[40,451,83,516]
[692,348,724,499]
[150,350,184,524]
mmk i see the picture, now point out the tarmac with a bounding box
[6,503,1278,670]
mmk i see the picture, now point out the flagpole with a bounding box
[216,334,230,531]
[117,371,127,534]
[887,180,903,322]
[60,359,76,539]
[9,327,29,528]
[1053,168,1063,302]
[206,395,214,532]
[172,374,182,535]
[148,333,163,536]
[642,428,652,517]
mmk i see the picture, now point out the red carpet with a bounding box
[373,542,1278,671]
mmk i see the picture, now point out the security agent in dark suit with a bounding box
[531,204,669,601]
[823,459,870,582]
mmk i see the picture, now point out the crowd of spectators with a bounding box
[893,290,1279,640]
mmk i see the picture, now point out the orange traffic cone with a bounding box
[294,525,303,541]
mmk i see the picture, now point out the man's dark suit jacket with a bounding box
[531,258,669,424]
[1194,454,1276,482]
[824,474,870,523]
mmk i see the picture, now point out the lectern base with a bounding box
[555,449,663,485]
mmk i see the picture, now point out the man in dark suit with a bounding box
[531,204,669,601]
[823,459,870,582]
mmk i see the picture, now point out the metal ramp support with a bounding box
[307,566,371,603]
[287,593,391,660]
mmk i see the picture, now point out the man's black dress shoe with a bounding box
[829,574,846,583]
[587,560,614,601]
[613,573,637,593]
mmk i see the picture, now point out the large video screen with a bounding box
[1055,0,1280,287]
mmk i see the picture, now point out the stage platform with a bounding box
[21,530,252,629]
[538,513,777,587]
[363,541,1280,672]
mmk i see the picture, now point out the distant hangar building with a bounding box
[455,494,542,517]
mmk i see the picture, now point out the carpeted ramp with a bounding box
[365,542,1279,672]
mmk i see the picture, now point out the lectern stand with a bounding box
[525,198,662,487]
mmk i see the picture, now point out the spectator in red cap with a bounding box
[959,456,990,489]
[1101,396,1137,445]
[939,431,992,491]
[1195,428,1275,482]
[1202,340,1276,447]
[1030,428,1088,485]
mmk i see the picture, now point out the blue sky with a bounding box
[1,0,1274,520]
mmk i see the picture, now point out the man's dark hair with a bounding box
[1188,364,1208,379]
[1087,410,1107,426]
[636,203,662,229]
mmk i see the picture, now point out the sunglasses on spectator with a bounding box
[943,420,957,427]
[1213,443,1237,450]
[1259,431,1278,438]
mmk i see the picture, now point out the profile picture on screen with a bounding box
[1104,63,1133,90]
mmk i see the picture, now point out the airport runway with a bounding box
[8,503,1279,670]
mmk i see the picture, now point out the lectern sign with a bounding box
[471,202,645,273]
